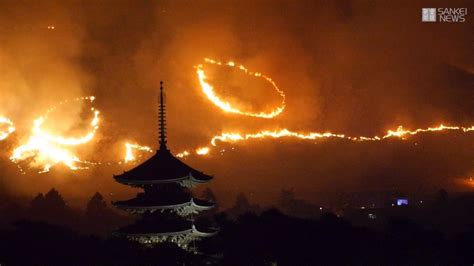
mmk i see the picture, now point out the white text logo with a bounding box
[422,8,467,23]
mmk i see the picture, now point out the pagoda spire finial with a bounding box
[158,81,167,150]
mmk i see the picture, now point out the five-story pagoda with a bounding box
[113,81,216,250]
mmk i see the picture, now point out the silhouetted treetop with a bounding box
[44,188,67,210]
[86,192,107,215]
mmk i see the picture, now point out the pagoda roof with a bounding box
[114,148,212,185]
[117,219,216,237]
[117,218,191,235]
[113,195,215,210]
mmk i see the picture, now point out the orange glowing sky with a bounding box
[0,0,473,208]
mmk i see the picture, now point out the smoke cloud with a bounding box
[0,0,472,207]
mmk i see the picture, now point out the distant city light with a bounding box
[396,199,409,206]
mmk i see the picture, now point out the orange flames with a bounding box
[195,58,285,119]
[0,117,15,141]
[226,125,473,143]
[9,97,100,173]
[196,147,210,155]
[177,124,474,158]
[454,177,474,188]
[5,96,154,172]
[176,150,190,158]
[124,143,153,163]
[1,58,473,173]
[177,58,474,158]
[176,148,209,158]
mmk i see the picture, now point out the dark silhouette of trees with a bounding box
[0,194,24,228]
[86,192,107,217]
[200,188,218,216]
[227,193,261,218]
[28,188,73,225]
[435,188,449,204]
[29,193,45,217]
[44,188,67,210]
[84,192,130,235]
[0,189,472,265]
[278,188,322,218]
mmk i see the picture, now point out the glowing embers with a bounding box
[382,125,474,139]
[0,117,15,140]
[179,124,474,158]
[124,143,153,163]
[189,58,470,158]
[195,147,210,155]
[175,147,208,158]
[455,177,474,188]
[195,58,285,119]
[176,151,190,158]
[208,124,474,145]
[10,96,99,173]
[210,129,347,146]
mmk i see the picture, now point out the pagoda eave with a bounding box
[116,224,217,248]
[114,176,188,185]
[113,198,215,216]
[114,174,212,188]
[120,225,217,239]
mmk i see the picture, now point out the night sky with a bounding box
[0,0,473,208]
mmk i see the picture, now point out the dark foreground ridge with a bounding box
[0,188,472,265]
